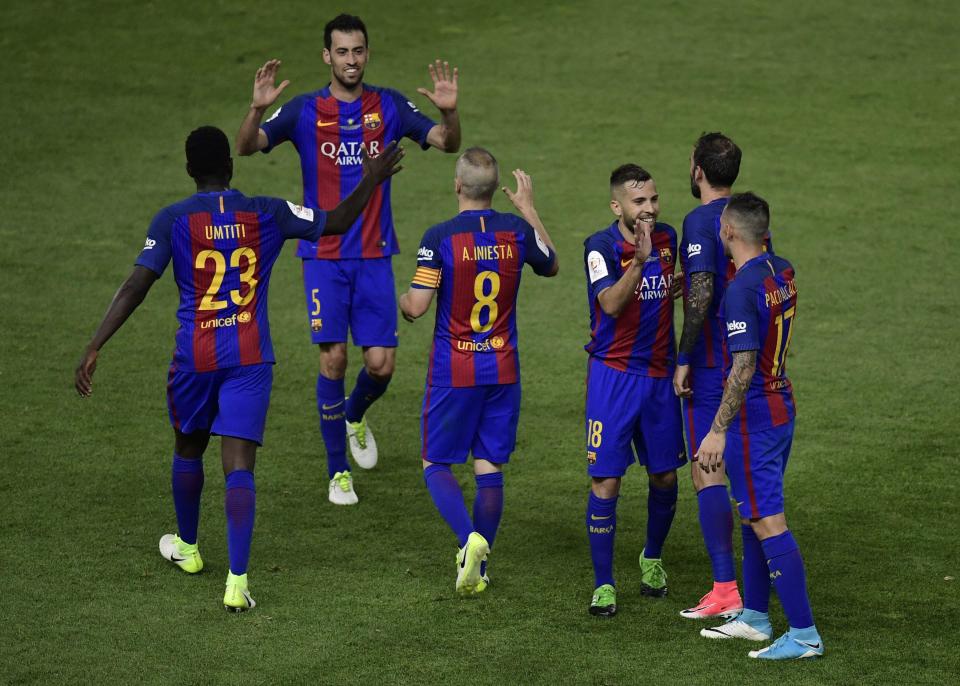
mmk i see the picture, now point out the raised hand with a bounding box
[416,59,458,112]
[501,169,535,215]
[362,141,405,184]
[632,216,654,266]
[252,59,290,109]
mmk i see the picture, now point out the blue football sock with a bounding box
[224,470,256,576]
[761,530,815,630]
[345,367,390,423]
[697,485,736,583]
[423,464,473,547]
[171,454,204,545]
[741,525,770,613]
[317,373,349,478]
[473,472,504,576]
[587,492,618,588]
[643,481,678,559]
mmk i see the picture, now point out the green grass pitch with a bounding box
[2,0,958,683]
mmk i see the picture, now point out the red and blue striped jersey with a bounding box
[135,190,327,373]
[584,222,678,377]
[411,209,556,387]
[260,84,436,260]
[721,253,797,433]
[679,198,775,368]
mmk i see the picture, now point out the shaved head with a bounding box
[722,192,770,244]
[455,147,499,200]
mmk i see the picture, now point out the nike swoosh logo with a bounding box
[590,514,612,521]
[321,402,343,410]
[797,641,822,649]
[170,554,186,562]
[317,120,338,127]
[620,257,633,268]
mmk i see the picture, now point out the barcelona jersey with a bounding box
[411,209,556,387]
[680,198,774,367]
[135,190,327,373]
[583,222,678,377]
[721,253,797,433]
[260,84,436,260]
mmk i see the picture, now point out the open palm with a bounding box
[417,59,458,111]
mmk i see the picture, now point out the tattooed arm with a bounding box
[673,271,714,397]
[694,349,758,472]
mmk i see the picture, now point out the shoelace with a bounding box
[354,423,367,449]
[336,473,351,491]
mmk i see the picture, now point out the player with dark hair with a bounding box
[674,131,746,619]
[582,165,685,617]
[695,192,823,660]
[75,126,403,611]
[236,13,462,505]
[399,148,558,595]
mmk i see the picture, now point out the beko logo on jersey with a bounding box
[727,320,748,336]
[406,100,420,112]
[687,243,702,257]
[417,247,434,261]
[143,238,156,250]
[319,140,380,166]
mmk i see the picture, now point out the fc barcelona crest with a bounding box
[363,112,382,130]
[659,247,673,263]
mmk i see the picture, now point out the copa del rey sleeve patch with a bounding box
[587,250,609,283]
[286,201,314,222]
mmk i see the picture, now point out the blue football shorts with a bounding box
[724,419,795,519]
[585,358,686,478]
[420,383,521,464]
[682,365,724,457]
[302,257,399,348]
[166,363,273,445]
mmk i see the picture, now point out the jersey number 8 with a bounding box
[195,248,259,311]
[470,270,501,333]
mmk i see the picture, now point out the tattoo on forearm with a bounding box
[678,272,714,355]
[711,350,757,433]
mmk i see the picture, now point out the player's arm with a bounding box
[596,219,653,317]
[502,169,558,276]
[417,60,461,152]
[75,266,160,397]
[236,59,290,156]
[695,349,757,472]
[673,271,714,397]
[325,142,405,234]
[399,287,435,322]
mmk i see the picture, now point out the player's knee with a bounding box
[319,344,348,378]
[649,469,677,490]
[591,477,621,499]
[363,349,395,380]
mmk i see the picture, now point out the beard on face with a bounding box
[690,172,701,199]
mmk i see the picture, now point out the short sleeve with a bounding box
[411,227,442,289]
[723,282,760,353]
[520,218,556,276]
[269,198,328,241]
[682,212,718,274]
[388,90,436,150]
[584,234,618,303]
[134,208,174,276]
[260,97,302,154]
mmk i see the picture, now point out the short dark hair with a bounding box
[324,14,368,49]
[724,191,769,243]
[693,132,741,188]
[185,126,230,178]
[609,164,652,191]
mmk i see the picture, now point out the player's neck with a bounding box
[195,181,230,193]
[699,185,732,205]
[329,78,363,102]
[617,219,635,241]
[731,244,764,270]
[458,198,492,212]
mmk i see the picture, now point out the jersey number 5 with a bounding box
[771,305,796,376]
[195,248,259,310]
[470,271,501,333]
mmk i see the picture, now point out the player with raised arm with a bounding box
[75,127,403,611]
[674,132,745,620]
[695,192,823,660]
[582,165,685,617]
[399,148,558,595]
[236,14,461,505]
